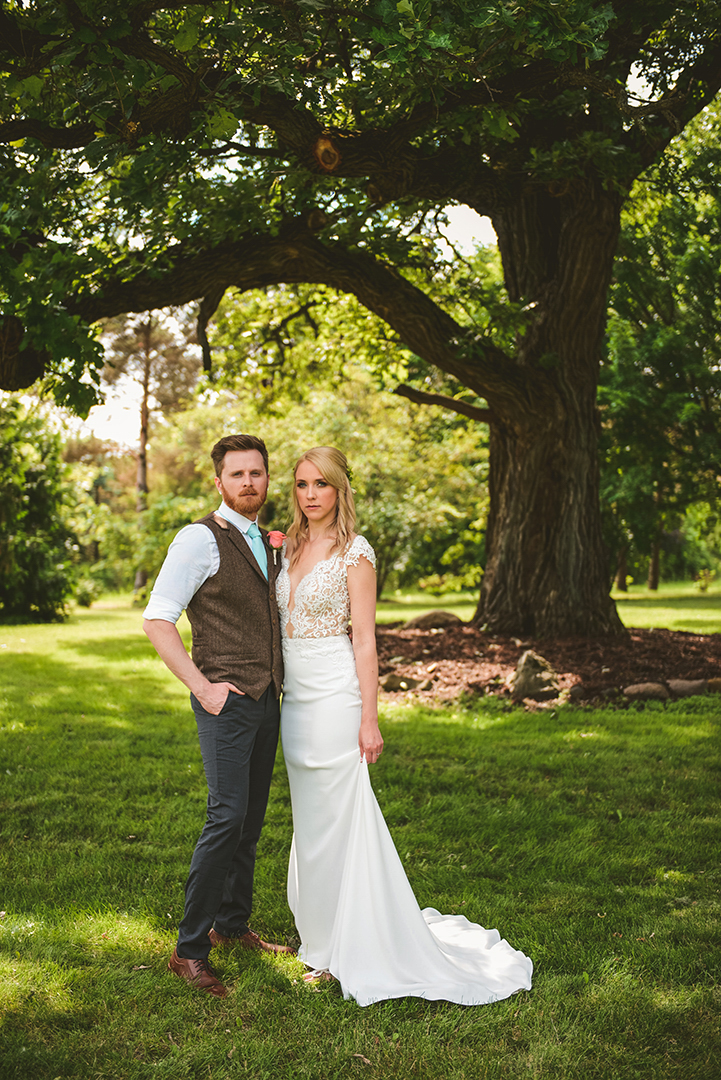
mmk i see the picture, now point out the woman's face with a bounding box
[295,459,338,531]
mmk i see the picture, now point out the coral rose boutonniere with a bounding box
[267,530,286,565]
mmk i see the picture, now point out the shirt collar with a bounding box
[217,501,258,535]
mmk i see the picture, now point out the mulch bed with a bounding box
[376,623,721,705]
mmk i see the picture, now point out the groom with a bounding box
[143,433,290,998]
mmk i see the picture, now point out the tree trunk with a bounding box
[472,184,625,637]
[647,538,660,591]
[136,333,150,513]
[615,546,629,592]
[134,321,152,595]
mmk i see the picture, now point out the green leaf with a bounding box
[174,23,199,52]
[20,76,44,100]
[207,107,238,141]
[75,26,97,44]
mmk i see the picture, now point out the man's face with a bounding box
[215,450,269,519]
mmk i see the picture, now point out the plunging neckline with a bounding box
[284,550,340,638]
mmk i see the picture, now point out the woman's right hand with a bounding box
[359,718,384,764]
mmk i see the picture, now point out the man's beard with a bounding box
[221,486,266,518]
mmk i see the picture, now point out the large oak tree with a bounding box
[2,1,721,635]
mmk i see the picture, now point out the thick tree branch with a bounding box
[393,385,494,424]
[621,38,721,167]
[61,230,536,410]
[196,286,226,372]
[0,118,96,149]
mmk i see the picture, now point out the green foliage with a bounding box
[208,286,367,404]
[151,368,488,597]
[2,1,720,397]
[599,101,721,580]
[73,576,100,607]
[62,454,140,592]
[135,492,215,588]
[0,396,74,621]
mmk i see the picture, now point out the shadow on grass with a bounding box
[69,635,164,663]
[0,648,185,723]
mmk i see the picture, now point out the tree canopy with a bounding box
[3,1,719,400]
[2,1,721,635]
[600,101,721,587]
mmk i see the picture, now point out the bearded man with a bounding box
[144,433,292,999]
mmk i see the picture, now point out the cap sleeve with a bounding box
[345,534,376,570]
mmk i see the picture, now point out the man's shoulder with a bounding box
[168,520,217,552]
[192,511,227,530]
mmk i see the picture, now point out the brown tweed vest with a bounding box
[185,513,283,700]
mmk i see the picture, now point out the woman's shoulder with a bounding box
[344,533,376,569]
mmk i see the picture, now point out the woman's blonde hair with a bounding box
[287,446,356,568]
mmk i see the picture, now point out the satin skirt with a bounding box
[280,634,533,1007]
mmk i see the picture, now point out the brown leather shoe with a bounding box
[208,927,296,955]
[168,948,228,997]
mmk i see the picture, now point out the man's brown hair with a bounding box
[211,434,269,476]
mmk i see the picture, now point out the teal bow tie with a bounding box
[246,521,268,580]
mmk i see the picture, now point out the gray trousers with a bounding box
[177,685,280,959]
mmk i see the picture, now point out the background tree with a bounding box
[600,104,721,589]
[3,2,721,634]
[143,366,488,598]
[0,397,74,621]
[62,435,140,595]
[101,310,200,590]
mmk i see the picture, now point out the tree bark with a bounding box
[471,184,626,636]
[615,546,629,592]
[648,538,661,591]
[134,321,152,595]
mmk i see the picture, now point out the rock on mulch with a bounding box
[376,623,721,704]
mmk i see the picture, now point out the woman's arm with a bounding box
[347,553,384,764]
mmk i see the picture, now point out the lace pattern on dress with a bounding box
[277,534,376,641]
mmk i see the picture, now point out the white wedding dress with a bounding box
[278,535,533,1006]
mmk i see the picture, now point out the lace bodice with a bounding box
[277,535,376,640]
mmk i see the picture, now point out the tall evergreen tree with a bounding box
[100,311,200,590]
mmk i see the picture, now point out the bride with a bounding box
[277,446,533,1006]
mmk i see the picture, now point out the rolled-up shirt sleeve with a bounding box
[143,523,219,624]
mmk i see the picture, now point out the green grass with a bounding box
[377,582,721,635]
[611,582,721,636]
[377,591,478,624]
[1,601,720,1079]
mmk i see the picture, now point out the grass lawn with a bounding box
[0,600,719,1079]
[610,583,721,636]
[377,591,478,624]
[378,583,721,636]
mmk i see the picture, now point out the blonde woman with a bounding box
[278,447,532,1006]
